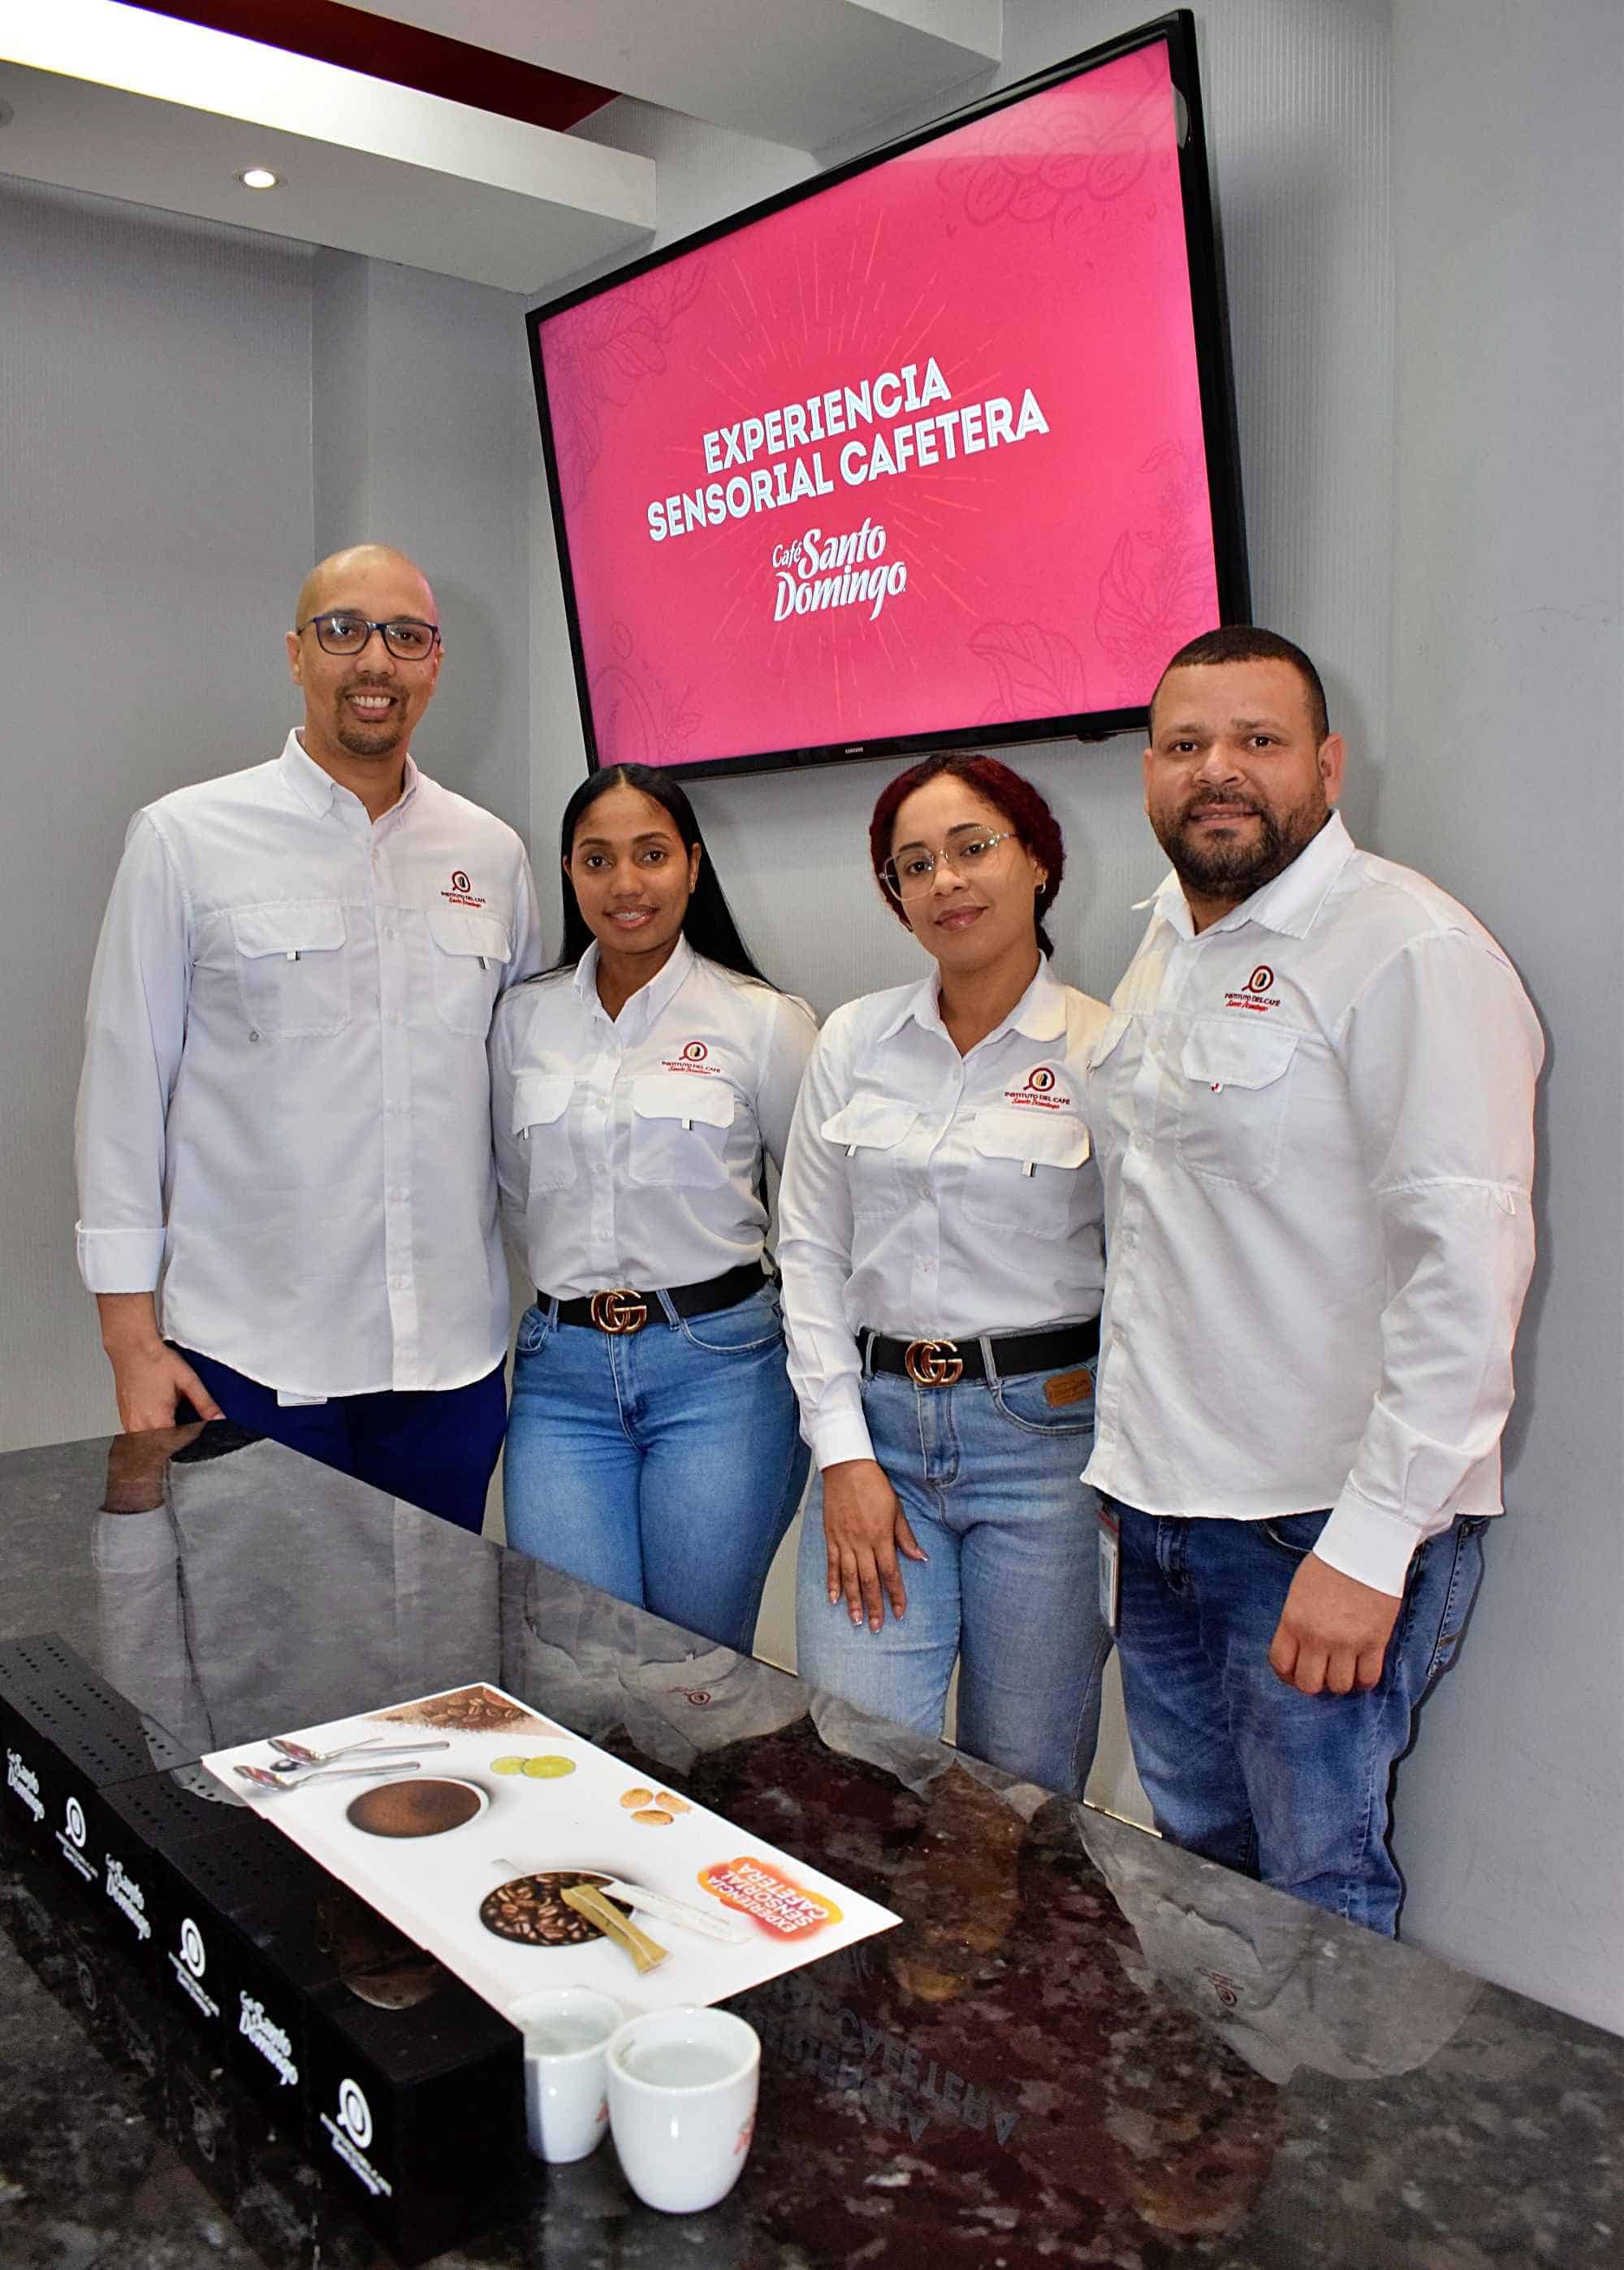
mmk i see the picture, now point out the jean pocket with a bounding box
[1419,1515,1488,1686]
[514,1304,551,1358]
[990,1363,1098,1438]
[1259,1509,1334,1559]
[676,1286,783,1356]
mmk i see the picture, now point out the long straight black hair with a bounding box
[549,764,773,984]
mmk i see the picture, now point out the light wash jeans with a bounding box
[503,1284,808,1654]
[795,1356,1110,1797]
[1108,1501,1489,1936]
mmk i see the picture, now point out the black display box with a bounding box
[303,1969,525,2262]
[1,1634,532,2261]
[0,1636,172,1914]
[160,1808,343,2109]
[110,1771,265,2006]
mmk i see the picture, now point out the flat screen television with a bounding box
[528,9,1247,782]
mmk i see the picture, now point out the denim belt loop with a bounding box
[652,1287,682,1328]
[976,1331,999,1384]
[861,1328,875,1380]
[545,1295,561,1330]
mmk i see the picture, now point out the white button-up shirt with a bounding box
[778,959,1108,1470]
[1081,812,1543,1593]
[76,732,543,1396]
[490,936,818,1299]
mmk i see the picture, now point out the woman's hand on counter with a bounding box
[820,1459,926,1631]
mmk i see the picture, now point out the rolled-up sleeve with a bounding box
[75,815,191,1294]
[1315,931,1544,1593]
[776,1015,870,1469]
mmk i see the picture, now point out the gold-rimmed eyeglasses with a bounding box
[882,826,1017,902]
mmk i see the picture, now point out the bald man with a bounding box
[76,546,542,1528]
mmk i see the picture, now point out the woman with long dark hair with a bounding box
[777,753,1112,1794]
[490,764,814,1652]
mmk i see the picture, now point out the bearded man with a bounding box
[75,545,542,1528]
[1078,625,1542,1935]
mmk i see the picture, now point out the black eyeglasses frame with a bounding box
[296,612,442,661]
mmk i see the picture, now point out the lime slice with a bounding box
[491,1756,527,1775]
[521,1755,577,1779]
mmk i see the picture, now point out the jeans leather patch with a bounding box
[1043,1367,1094,1408]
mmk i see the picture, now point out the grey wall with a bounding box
[312,251,533,841]
[1383,0,1624,2029]
[0,181,313,1453]
[2,184,533,1452]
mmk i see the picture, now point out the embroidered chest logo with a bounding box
[1224,964,1281,1014]
[1003,1063,1073,1111]
[442,867,486,910]
[661,1039,721,1076]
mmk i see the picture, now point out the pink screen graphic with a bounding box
[538,41,1220,771]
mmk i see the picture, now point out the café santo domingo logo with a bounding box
[771,519,909,626]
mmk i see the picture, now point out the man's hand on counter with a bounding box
[97,1292,223,1433]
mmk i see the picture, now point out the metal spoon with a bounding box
[267,1736,448,1775]
[234,1761,423,1797]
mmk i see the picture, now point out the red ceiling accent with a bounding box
[127,0,617,132]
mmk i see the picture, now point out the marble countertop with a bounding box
[1,1425,1618,2268]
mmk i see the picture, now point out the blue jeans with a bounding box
[175,1347,507,1533]
[1110,1502,1489,1935]
[502,1284,809,1654]
[796,1359,1110,1797]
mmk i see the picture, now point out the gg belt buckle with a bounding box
[590,1286,647,1335]
[904,1337,963,1387]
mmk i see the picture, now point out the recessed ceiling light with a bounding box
[237,166,281,190]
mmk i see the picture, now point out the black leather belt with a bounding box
[862,1318,1100,1388]
[546,1263,767,1336]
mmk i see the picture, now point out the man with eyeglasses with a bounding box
[75,544,542,1528]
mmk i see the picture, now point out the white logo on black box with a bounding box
[338,2078,373,2150]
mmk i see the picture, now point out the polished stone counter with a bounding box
[1,1425,1619,2268]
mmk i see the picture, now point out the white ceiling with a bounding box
[0,0,1003,296]
[340,0,1004,152]
[0,0,653,296]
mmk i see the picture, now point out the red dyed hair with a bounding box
[868,754,1065,957]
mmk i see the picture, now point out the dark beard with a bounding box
[1153,793,1328,902]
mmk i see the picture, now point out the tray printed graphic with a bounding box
[203,1684,899,2017]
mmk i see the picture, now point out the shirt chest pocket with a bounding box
[428,906,510,1037]
[819,1096,919,1217]
[628,1072,737,1190]
[1174,1021,1299,1191]
[230,902,350,1038]
[962,1106,1092,1233]
[512,1070,575,1195]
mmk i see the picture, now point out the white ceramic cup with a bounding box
[606,2006,760,2213]
[511,1987,623,2163]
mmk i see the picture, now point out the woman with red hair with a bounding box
[777,753,1112,1795]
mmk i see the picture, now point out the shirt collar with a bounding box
[874,955,1069,1048]
[574,933,696,1032]
[279,730,421,819]
[1143,811,1357,942]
